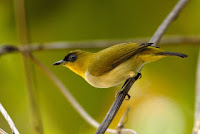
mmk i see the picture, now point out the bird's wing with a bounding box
[88,43,153,76]
[111,43,153,68]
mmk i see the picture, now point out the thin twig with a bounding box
[27,35,200,51]
[28,53,136,133]
[117,107,131,129]
[13,0,43,133]
[0,35,199,56]
[95,0,188,133]
[116,107,137,134]
[150,0,189,46]
[193,49,200,134]
[0,102,19,134]
[0,128,8,134]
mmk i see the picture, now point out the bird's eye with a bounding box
[68,54,77,62]
[63,52,77,62]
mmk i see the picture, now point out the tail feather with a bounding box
[158,51,188,58]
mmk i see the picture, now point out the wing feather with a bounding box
[88,43,153,76]
[111,43,153,68]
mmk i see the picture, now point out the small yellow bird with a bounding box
[53,43,187,88]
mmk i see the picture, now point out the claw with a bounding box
[125,94,131,100]
[138,73,142,79]
[115,90,131,100]
[135,73,142,80]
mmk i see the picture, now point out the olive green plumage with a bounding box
[53,42,187,88]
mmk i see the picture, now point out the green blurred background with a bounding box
[0,0,199,134]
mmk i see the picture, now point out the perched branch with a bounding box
[13,0,43,133]
[95,0,189,133]
[193,49,200,134]
[0,35,199,56]
[0,102,19,134]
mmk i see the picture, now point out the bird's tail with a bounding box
[157,51,188,58]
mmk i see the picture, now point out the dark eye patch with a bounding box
[63,53,77,62]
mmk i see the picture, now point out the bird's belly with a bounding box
[84,62,137,88]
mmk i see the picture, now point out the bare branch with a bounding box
[193,49,200,134]
[29,35,199,51]
[0,128,8,134]
[150,0,189,46]
[95,0,189,133]
[117,107,131,129]
[116,107,137,134]
[0,103,19,134]
[13,0,43,133]
[0,35,199,56]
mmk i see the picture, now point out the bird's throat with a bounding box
[66,64,86,78]
[64,52,95,78]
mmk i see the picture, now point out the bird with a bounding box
[53,43,187,88]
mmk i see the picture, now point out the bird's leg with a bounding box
[115,73,142,100]
[115,78,132,100]
[115,90,131,100]
[122,78,130,88]
[138,72,142,79]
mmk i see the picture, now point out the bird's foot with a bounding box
[115,90,131,100]
[135,72,142,80]
[138,73,142,79]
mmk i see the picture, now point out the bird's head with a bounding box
[53,50,93,78]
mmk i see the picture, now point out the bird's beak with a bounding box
[53,60,65,65]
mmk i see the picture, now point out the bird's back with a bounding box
[88,43,148,76]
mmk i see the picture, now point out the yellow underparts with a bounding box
[64,63,86,78]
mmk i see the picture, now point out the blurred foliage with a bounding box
[0,0,199,134]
